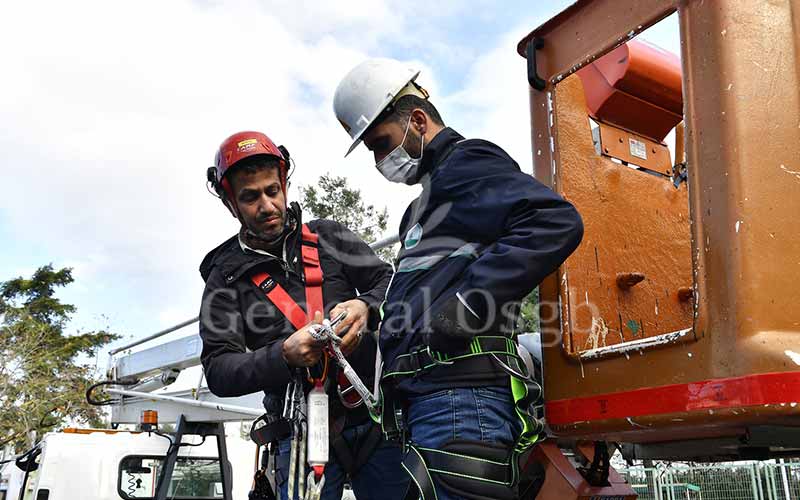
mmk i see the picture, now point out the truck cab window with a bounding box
[118,456,223,499]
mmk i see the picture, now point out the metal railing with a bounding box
[619,461,800,500]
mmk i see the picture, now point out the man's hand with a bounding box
[329,299,369,356]
[282,311,325,367]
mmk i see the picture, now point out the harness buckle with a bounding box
[426,345,454,366]
[394,406,407,448]
[408,346,426,376]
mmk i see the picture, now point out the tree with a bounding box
[0,265,119,450]
[299,174,394,260]
[517,288,540,333]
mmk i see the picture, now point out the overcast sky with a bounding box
[0,1,680,359]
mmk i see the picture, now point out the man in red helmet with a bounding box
[199,131,407,499]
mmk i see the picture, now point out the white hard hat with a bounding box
[333,58,422,157]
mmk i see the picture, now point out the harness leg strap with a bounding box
[402,440,518,500]
[402,445,438,500]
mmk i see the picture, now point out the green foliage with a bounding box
[300,174,394,260]
[0,265,119,450]
[168,458,222,497]
[517,288,539,333]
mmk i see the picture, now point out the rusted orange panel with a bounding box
[681,0,800,378]
[594,41,682,115]
[555,74,693,357]
[577,40,683,142]
[517,0,679,86]
[596,122,673,175]
[522,0,800,446]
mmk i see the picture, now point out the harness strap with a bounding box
[250,273,307,330]
[402,442,518,500]
[511,374,544,453]
[379,387,405,441]
[402,446,439,500]
[382,336,515,380]
[250,224,331,387]
[381,336,544,453]
[420,447,512,486]
[301,224,324,316]
[248,223,324,328]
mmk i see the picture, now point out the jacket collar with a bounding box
[199,203,303,283]
[418,127,465,178]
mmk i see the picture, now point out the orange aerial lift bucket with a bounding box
[517,0,800,466]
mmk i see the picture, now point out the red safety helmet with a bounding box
[207,131,291,218]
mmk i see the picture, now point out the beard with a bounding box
[404,129,424,159]
[242,210,287,251]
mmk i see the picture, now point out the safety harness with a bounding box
[251,224,324,329]
[379,334,545,500]
[251,223,355,401]
[249,223,381,481]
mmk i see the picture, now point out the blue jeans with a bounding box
[276,419,409,500]
[406,386,522,500]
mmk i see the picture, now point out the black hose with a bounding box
[85,379,138,406]
[0,446,38,467]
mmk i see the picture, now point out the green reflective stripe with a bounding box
[383,350,518,378]
[448,242,481,259]
[470,337,480,354]
[418,447,509,467]
[428,468,512,486]
[408,446,439,500]
[511,374,542,452]
[372,387,384,425]
[397,253,446,273]
[511,450,520,485]
[397,243,482,273]
[401,462,429,500]
[383,336,521,379]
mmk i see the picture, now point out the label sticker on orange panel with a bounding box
[629,138,647,160]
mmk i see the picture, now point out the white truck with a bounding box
[2,426,258,500]
[1,321,267,500]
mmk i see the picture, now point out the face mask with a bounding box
[376,117,425,185]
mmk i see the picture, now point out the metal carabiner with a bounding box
[491,348,533,381]
[336,382,364,409]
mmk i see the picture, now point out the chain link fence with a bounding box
[618,461,800,500]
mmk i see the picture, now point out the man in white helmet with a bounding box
[333,59,584,500]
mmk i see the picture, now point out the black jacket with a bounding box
[198,205,392,409]
[381,128,584,395]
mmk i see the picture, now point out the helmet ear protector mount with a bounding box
[206,132,292,219]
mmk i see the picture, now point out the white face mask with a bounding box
[375,117,425,185]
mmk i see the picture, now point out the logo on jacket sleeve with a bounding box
[404,223,423,249]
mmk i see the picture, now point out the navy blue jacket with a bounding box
[380,128,583,395]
